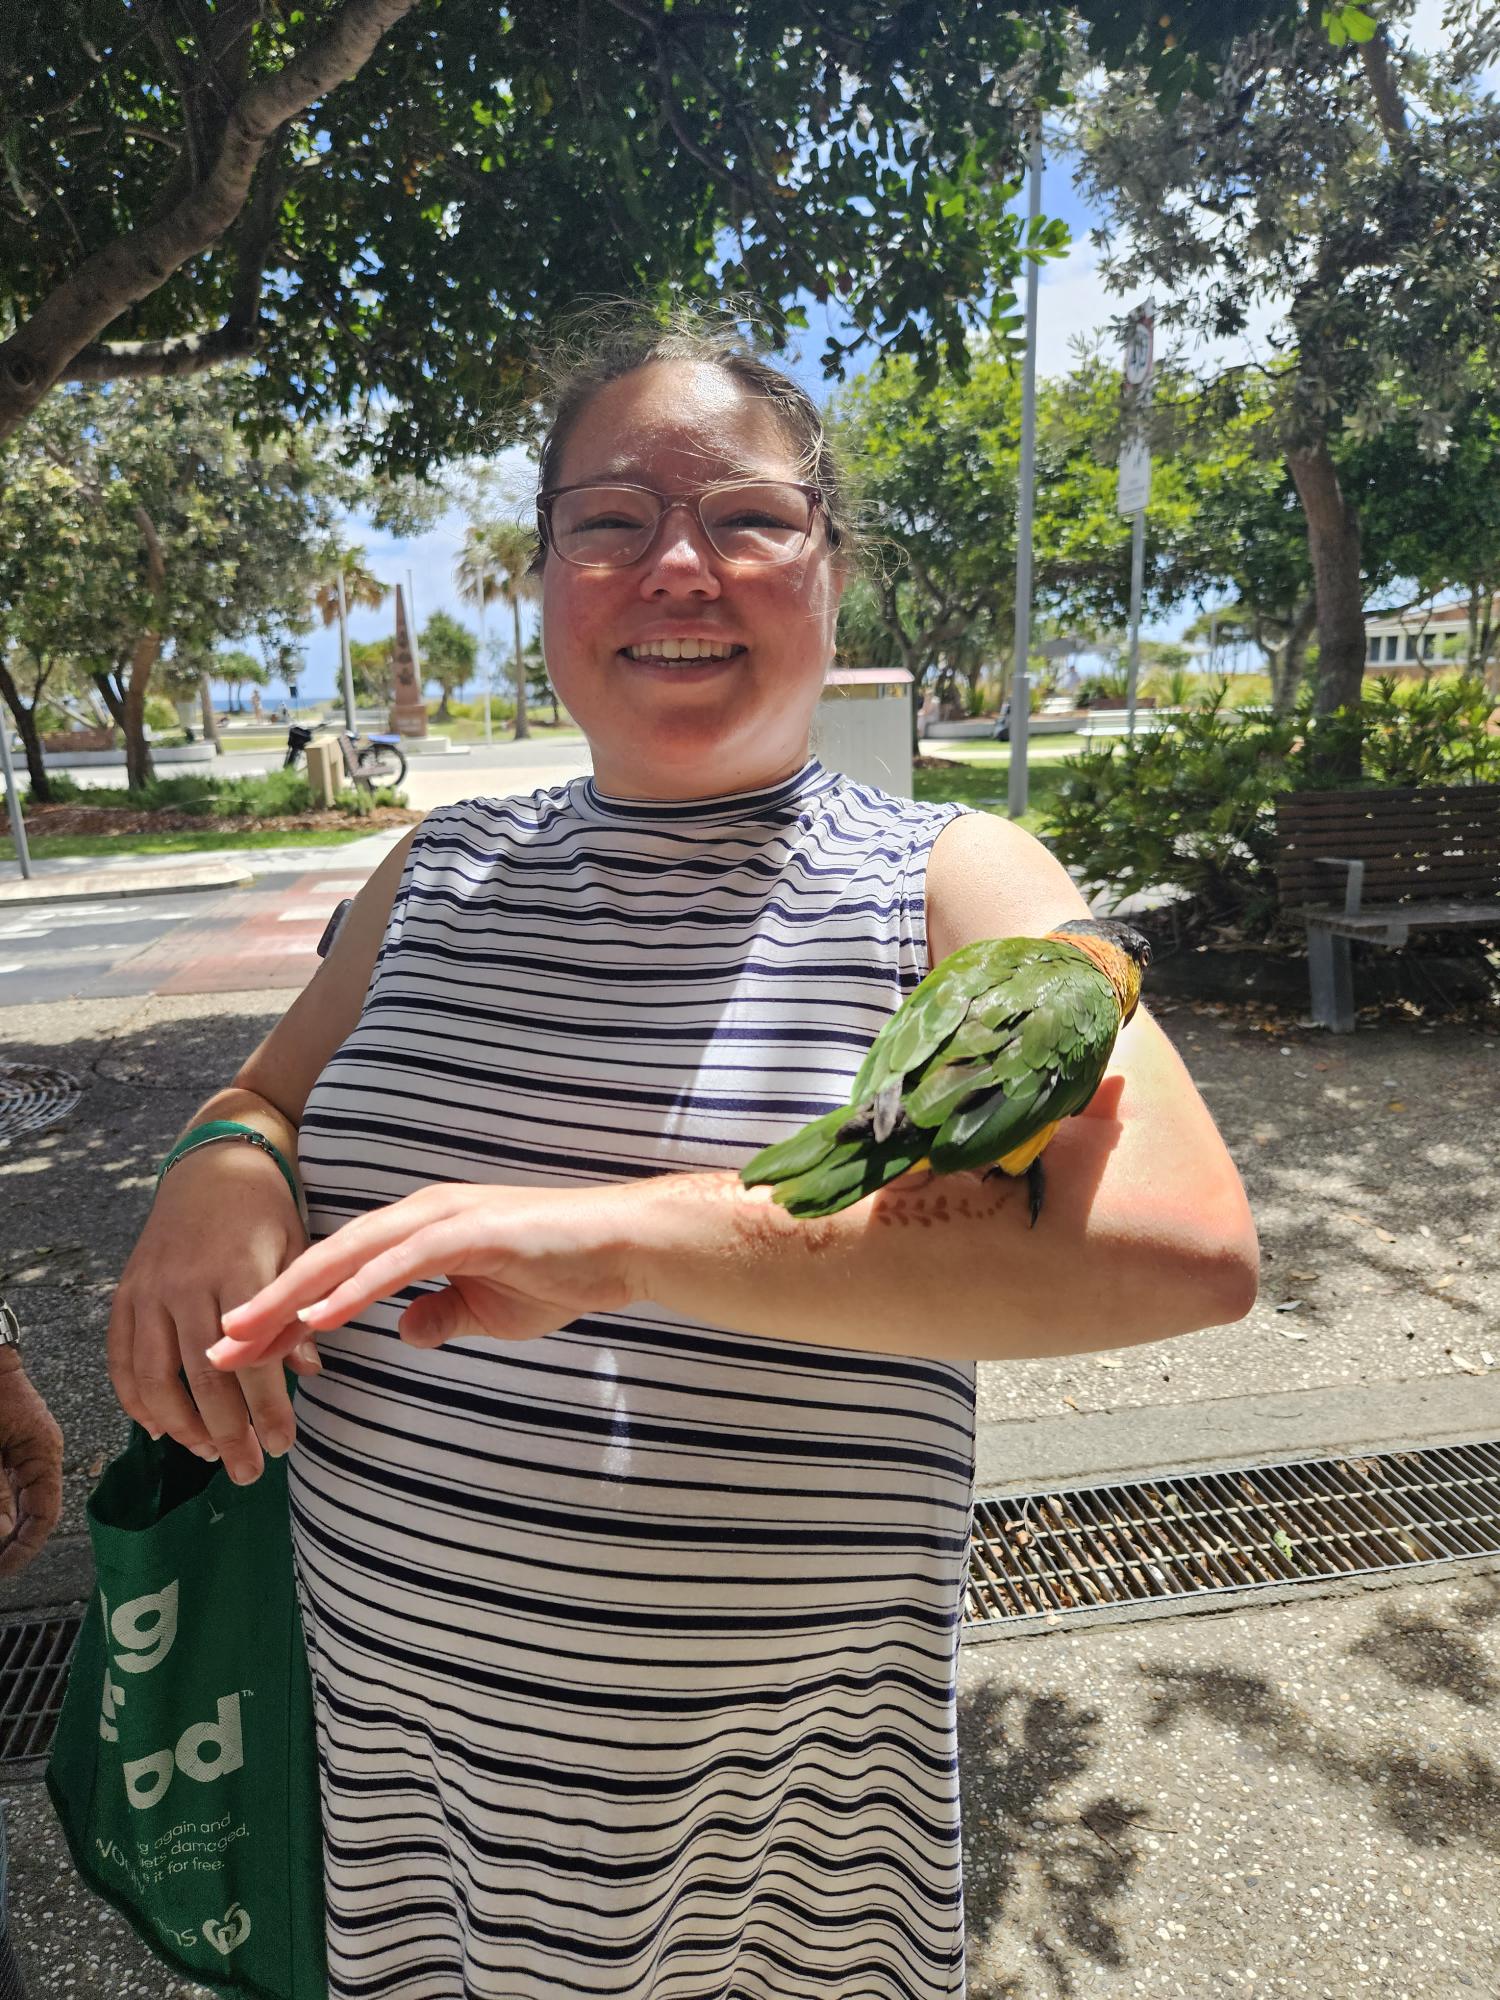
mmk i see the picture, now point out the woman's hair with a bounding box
[531,299,858,567]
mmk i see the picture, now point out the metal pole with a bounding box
[1124,510,1146,738]
[406,569,421,666]
[1007,128,1044,820]
[0,711,33,880]
[336,569,357,734]
[478,590,491,743]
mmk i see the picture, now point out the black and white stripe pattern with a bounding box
[290,760,977,1999]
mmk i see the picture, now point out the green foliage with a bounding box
[143,696,180,730]
[419,612,479,712]
[348,637,394,706]
[1046,680,1500,935]
[0,2,1296,467]
[0,372,354,783]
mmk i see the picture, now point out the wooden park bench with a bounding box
[1273,784,1500,1031]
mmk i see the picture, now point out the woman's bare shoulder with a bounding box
[925,809,1091,964]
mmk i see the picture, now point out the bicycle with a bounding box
[283,721,408,791]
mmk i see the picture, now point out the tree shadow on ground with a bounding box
[957,1680,1156,1999]
[959,1572,1500,1996]
[1141,1574,1500,1853]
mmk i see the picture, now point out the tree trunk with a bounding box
[1287,442,1364,713]
[436,692,452,722]
[0,659,50,802]
[122,633,160,790]
[1269,597,1317,715]
[512,596,530,740]
[199,673,222,753]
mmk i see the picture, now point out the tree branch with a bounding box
[1359,30,1410,148]
[0,0,418,441]
[65,323,259,382]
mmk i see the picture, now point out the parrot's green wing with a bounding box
[850,938,1033,1103]
[926,954,1122,1172]
[740,935,1128,1218]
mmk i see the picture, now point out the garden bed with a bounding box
[18,803,421,839]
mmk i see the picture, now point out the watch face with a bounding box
[0,1302,18,1347]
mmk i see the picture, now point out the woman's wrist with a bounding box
[152,1130,304,1216]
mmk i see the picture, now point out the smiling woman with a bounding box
[109,303,1256,2000]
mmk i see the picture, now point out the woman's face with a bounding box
[540,360,845,800]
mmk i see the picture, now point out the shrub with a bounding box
[1044,678,1500,938]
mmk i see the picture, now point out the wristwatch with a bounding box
[0,1300,19,1351]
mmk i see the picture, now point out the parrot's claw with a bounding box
[980,1158,1045,1227]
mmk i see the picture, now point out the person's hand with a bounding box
[107,1144,317,1484]
[207,1181,649,1371]
[0,1351,63,1576]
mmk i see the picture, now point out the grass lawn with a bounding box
[912,749,1071,836]
[0,825,378,863]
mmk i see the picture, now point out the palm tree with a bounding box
[456,518,540,741]
[313,546,388,725]
[310,546,388,628]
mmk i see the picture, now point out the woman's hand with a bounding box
[108,1145,317,1484]
[208,1181,649,1371]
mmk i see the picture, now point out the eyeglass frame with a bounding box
[535,478,833,569]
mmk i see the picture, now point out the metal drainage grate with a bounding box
[0,1063,83,1150]
[0,1612,83,1765]
[965,1440,1500,1633]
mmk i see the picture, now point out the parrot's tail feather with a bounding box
[739,1105,851,1187]
[769,1138,931,1218]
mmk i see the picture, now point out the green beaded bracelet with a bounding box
[156,1120,303,1214]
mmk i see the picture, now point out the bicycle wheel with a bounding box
[360,746,407,788]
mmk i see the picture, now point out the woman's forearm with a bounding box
[628,1135,1259,1366]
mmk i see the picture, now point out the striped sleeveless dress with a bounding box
[289,758,977,2000]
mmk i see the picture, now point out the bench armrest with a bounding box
[1313,855,1365,917]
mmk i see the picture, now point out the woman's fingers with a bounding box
[213,1196,445,1351]
[175,1305,269,1484]
[128,1302,218,1457]
[213,1210,480,1365]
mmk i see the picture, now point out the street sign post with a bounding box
[0,713,33,880]
[1117,300,1155,740]
[1007,129,1044,820]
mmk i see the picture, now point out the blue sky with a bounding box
[273,1,1482,702]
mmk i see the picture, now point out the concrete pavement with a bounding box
[0,984,1496,1995]
[2,736,594,910]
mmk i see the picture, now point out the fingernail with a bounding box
[294,1342,322,1371]
[145,1425,164,1440]
[297,1298,334,1324]
[205,1338,235,1365]
[194,1446,220,1463]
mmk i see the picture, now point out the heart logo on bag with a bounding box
[202,1904,252,1955]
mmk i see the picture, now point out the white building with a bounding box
[1362,599,1496,669]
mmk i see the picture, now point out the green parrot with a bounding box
[739,916,1152,1225]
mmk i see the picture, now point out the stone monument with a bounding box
[388,584,428,737]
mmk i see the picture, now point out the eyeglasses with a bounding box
[537,480,827,569]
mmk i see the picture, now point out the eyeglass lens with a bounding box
[549,484,814,567]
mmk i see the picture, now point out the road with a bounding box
[0,738,594,1010]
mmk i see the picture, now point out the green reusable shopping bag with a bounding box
[45,1422,327,1999]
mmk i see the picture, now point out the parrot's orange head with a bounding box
[1051,918,1152,1024]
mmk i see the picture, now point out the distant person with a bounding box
[251,689,264,722]
[0,1296,64,2000]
